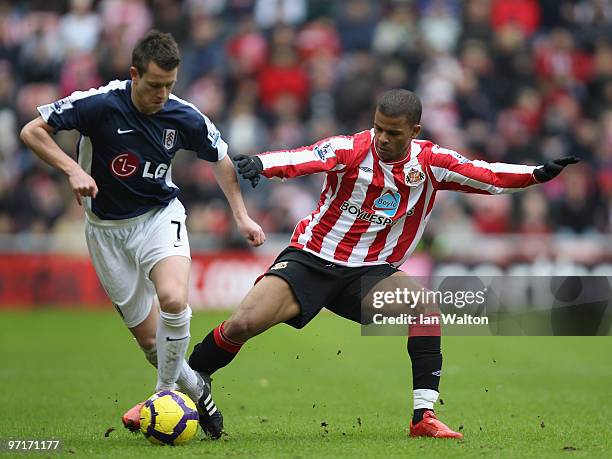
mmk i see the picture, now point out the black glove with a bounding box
[533,156,580,183]
[233,154,263,188]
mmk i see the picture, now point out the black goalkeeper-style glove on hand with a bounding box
[533,156,580,183]
[233,154,263,188]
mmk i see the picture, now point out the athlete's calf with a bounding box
[189,275,299,376]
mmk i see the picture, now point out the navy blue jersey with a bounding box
[37,80,228,220]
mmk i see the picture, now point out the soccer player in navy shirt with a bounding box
[20,30,261,439]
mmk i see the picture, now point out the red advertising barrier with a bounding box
[0,254,107,307]
[0,252,275,310]
[1,239,608,309]
[188,252,275,309]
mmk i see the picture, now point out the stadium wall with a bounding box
[1,234,611,310]
[0,252,274,309]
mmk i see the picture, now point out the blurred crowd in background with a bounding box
[0,0,610,249]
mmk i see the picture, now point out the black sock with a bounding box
[188,322,242,376]
[408,336,442,423]
[412,408,431,424]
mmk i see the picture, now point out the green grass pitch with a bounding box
[0,310,610,458]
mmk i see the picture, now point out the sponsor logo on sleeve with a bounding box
[314,142,333,162]
[433,145,470,164]
[52,97,73,114]
[207,123,221,148]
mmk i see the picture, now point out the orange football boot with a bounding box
[409,410,463,439]
[121,402,145,432]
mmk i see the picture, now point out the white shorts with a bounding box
[85,198,191,328]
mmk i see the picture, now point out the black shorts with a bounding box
[263,247,400,329]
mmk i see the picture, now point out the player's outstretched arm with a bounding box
[20,117,98,205]
[428,145,580,194]
[234,136,355,184]
[212,155,265,247]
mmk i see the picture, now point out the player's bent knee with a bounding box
[157,292,188,314]
[137,335,156,351]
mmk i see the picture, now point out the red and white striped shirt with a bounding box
[258,129,538,267]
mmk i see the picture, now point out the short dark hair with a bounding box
[377,89,422,125]
[132,30,180,75]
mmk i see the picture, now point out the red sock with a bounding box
[188,322,243,375]
[408,313,441,337]
[213,321,243,353]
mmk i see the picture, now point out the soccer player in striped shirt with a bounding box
[188,89,578,438]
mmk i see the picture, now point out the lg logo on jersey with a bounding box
[110,153,139,178]
[110,153,169,180]
[142,161,169,179]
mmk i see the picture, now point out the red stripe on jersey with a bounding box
[364,162,410,262]
[492,171,537,188]
[291,171,340,248]
[387,183,429,264]
[425,189,436,216]
[290,219,308,248]
[327,171,340,198]
[433,181,493,194]
[305,167,360,254]
[291,172,338,247]
[422,156,438,218]
[263,157,338,179]
[364,225,390,262]
[443,161,533,189]
[387,158,431,264]
[430,151,536,191]
[333,161,385,262]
